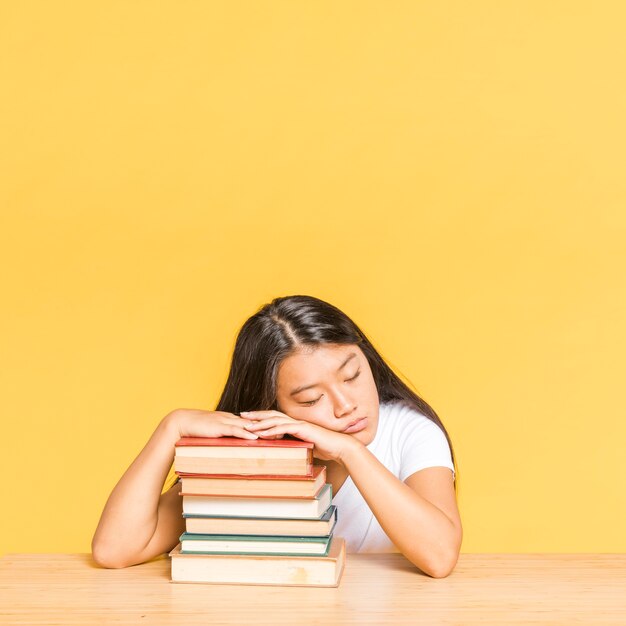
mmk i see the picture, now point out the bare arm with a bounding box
[91,409,258,569]
[341,441,462,578]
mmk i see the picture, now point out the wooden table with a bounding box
[1,553,625,624]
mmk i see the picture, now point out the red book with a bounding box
[174,437,314,476]
[175,437,314,449]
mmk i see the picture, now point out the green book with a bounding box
[179,531,333,556]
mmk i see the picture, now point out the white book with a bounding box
[182,484,332,519]
[184,505,337,536]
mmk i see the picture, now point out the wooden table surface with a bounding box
[1,553,625,625]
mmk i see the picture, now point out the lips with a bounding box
[343,417,368,434]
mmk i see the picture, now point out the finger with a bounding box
[239,410,289,420]
[241,416,293,426]
[252,424,304,439]
[226,425,259,440]
[244,418,291,430]
[238,413,271,422]
[221,416,257,427]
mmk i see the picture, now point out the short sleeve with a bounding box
[398,413,455,482]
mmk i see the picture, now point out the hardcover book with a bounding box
[183,504,337,537]
[169,536,346,587]
[181,484,332,519]
[179,531,333,556]
[174,437,314,476]
[177,465,326,498]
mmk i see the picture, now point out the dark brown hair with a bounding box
[215,295,457,482]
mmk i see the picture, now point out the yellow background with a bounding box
[1,1,624,555]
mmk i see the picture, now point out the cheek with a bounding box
[276,397,310,419]
[284,402,334,426]
[367,369,378,392]
[357,370,377,397]
[362,381,379,409]
[290,407,327,425]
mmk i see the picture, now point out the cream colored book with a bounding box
[169,536,346,587]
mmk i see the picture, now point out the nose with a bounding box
[333,391,357,419]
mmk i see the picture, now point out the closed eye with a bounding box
[300,370,361,406]
[348,370,361,382]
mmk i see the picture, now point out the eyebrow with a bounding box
[289,353,357,397]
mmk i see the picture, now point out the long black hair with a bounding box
[215,295,457,481]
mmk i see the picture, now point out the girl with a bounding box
[92,295,462,577]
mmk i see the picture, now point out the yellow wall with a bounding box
[1,1,625,555]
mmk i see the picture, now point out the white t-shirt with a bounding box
[332,400,455,553]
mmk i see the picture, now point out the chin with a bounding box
[352,429,374,446]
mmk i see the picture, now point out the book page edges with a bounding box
[169,537,345,587]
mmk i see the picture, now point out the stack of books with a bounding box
[169,436,346,587]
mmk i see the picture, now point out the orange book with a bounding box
[177,465,326,498]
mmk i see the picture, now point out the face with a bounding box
[275,343,380,446]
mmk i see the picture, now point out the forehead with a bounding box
[277,344,361,381]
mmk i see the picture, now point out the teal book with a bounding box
[179,531,333,556]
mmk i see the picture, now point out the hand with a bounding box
[166,408,259,441]
[239,410,359,463]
